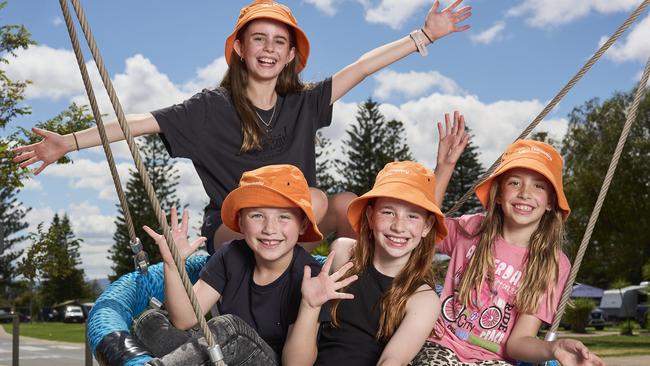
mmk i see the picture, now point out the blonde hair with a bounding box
[456,176,565,313]
[330,201,438,340]
[220,23,309,153]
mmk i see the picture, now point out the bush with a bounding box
[619,320,639,335]
[564,298,595,333]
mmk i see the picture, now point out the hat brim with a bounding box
[224,10,310,72]
[347,182,448,243]
[221,185,323,242]
[475,157,570,219]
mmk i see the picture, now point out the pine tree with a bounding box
[336,99,413,196]
[108,135,181,281]
[442,128,485,215]
[315,130,338,194]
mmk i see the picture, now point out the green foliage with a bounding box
[619,319,639,336]
[336,98,413,196]
[18,215,90,305]
[311,242,330,257]
[564,298,595,333]
[442,127,485,215]
[108,135,181,281]
[315,130,338,194]
[0,1,35,304]
[562,90,650,288]
[0,0,35,130]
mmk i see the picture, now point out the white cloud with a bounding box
[5,44,224,118]
[471,21,506,45]
[3,45,84,100]
[52,17,63,26]
[365,0,430,29]
[507,0,641,28]
[324,92,568,177]
[67,201,116,239]
[373,69,461,99]
[602,13,650,63]
[41,157,132,201]
[21,178,43,192]
[306,0,338,16]
[181,57,229,94]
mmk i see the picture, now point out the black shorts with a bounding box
[201,205,222,255]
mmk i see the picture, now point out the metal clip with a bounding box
[130,238,150,273]
[208,344,226,365]
[149,297,163,310]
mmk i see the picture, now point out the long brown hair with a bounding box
[456,175,565,313]
[220,22,308,153]
[330,201,438,340]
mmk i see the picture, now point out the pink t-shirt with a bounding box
[429,214,570,363]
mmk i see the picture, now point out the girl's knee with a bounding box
[330,191,357,213]
[309,187,328,221]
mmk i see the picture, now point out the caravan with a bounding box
[598,285,648,321]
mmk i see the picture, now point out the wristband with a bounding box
[72,132,80,151]
[409,29,429,57]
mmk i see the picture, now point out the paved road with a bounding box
[0,334,97,366]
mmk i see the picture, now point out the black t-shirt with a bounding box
[199,239,331,356]
[152,79,333,212]
[315,264,394,366]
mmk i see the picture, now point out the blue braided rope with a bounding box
[87,255,208,364]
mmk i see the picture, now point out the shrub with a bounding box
[564,298,595,333]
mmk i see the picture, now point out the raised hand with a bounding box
[301,251,358,309]
[12,127,69,175]
[423,0,472,41]
[436,110,469,169]
[552,339,606,366]
[143,207,206,265]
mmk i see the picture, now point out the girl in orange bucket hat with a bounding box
[140,164,357,365]
[411,140,605,366]
[295,160,450,365]
[13,0,472,256]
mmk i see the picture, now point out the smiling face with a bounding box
[366,197,434,263]
[238,207,306,265]
[233,18,296,83]
[497,168,554,231]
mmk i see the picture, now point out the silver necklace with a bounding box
[255,103,276,131]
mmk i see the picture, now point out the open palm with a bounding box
[143,207,206,264]
[301,251,358,309]
[423,0,472,41]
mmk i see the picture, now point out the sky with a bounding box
[2,0,650,280]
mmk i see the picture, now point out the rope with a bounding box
[445,0,650,216]
[548,55,650,336]
[58,0,136,243]
[61,0,225,364]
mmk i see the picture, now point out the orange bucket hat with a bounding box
[221,164,322,242]
[474,139,571,220]
[224,0,310,72]
[347,161,448,243]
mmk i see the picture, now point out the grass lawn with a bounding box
[1,322,87,343]
[569,332,650,357]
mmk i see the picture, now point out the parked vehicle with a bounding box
[63,305,85,323]
[598,285,648,321]
[588,308,610,330]
[0,309,14,323]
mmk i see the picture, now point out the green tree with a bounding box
[562,90,650,288]
[442,127,484,215]
[0,0,35,304]
[336,98,413,196]
[108,135,181,281]
[315,130,338,194]
[19,215,89,306]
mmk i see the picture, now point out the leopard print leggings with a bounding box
[410,341,513,366]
